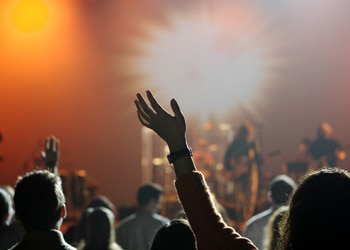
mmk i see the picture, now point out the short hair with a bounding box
[14,170,65,231]
[137,183,163,206]
[150,219,196,250]
[0,188,12,224]
[269,175,296,205]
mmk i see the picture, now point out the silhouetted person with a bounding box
[78,207,123,250]
[115,183,170,250]
[243,175,296,249]
[308,122,346,169]
[223,121,263,229]
[0,185,25,250]
[263,206,288,250]
[9,136,76,250]
[150,219,196,250]
[65,195,116,246]
[0,188,23,250]
[9,170,75,250]
[278,167,350,249]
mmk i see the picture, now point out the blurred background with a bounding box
[1,0,350,220]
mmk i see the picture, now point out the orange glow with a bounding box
[12,0,50,32]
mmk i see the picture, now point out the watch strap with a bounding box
[167,148,193,164]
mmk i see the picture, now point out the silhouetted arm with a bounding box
[135,90,257,250]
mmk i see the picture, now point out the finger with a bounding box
[137,111,151,128]
[146,90,169,115]
[55,139,60,154]
[49,137,55,151]
[137,93,156,118]
[170,99,185,121]
[45,137,50,150]
[135,100,151,123]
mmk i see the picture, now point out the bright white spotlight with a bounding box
[123,3,280,118]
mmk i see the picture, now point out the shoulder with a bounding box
[117,213,137,227]
[245,208,274,227]
[152,213,170,223]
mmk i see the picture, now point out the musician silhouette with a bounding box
[223,121,263,230]
[308,122,346,169]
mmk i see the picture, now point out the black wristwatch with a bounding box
[167,148,193,164]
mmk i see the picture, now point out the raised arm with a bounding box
[135,91,257,250]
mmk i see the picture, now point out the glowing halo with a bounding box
[120,3,281,119]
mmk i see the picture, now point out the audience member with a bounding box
[0,186,25,250]
[78,207,123,250]
[243,174,296,249]
[150,219,196,250]
[263,205,288,250]
[65,195,116,246]
[9,170,75,250]
[278,167,350,249]
[115,182,170,250]
[134,90,257,250]
[0,188,22,250]
[9,136,76,250]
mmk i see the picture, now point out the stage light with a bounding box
[121,3,280,119]
[12,0,50,32]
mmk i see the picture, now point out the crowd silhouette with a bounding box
[1,91,350,250]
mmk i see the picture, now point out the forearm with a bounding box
[175,171,257,250]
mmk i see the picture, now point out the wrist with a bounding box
[167,138,188,152]
[167,147,193,164]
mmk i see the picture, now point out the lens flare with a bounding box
[119,3,283,119]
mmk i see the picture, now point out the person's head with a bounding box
[150,219,196,250]
[74,195,116,244]
[86,195,116,215]
[0,188,12,225]
[14,170,66,231]
[317,122,333,139]
[84,206,116,249]
[137,183,163,212]
[268,175,296,206]
[279,167,350,249]
[236,122,255,141]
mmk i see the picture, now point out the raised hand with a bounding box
[135,90,187,152]
[41,136,60,174]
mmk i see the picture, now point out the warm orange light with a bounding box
[12,0,50,32]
